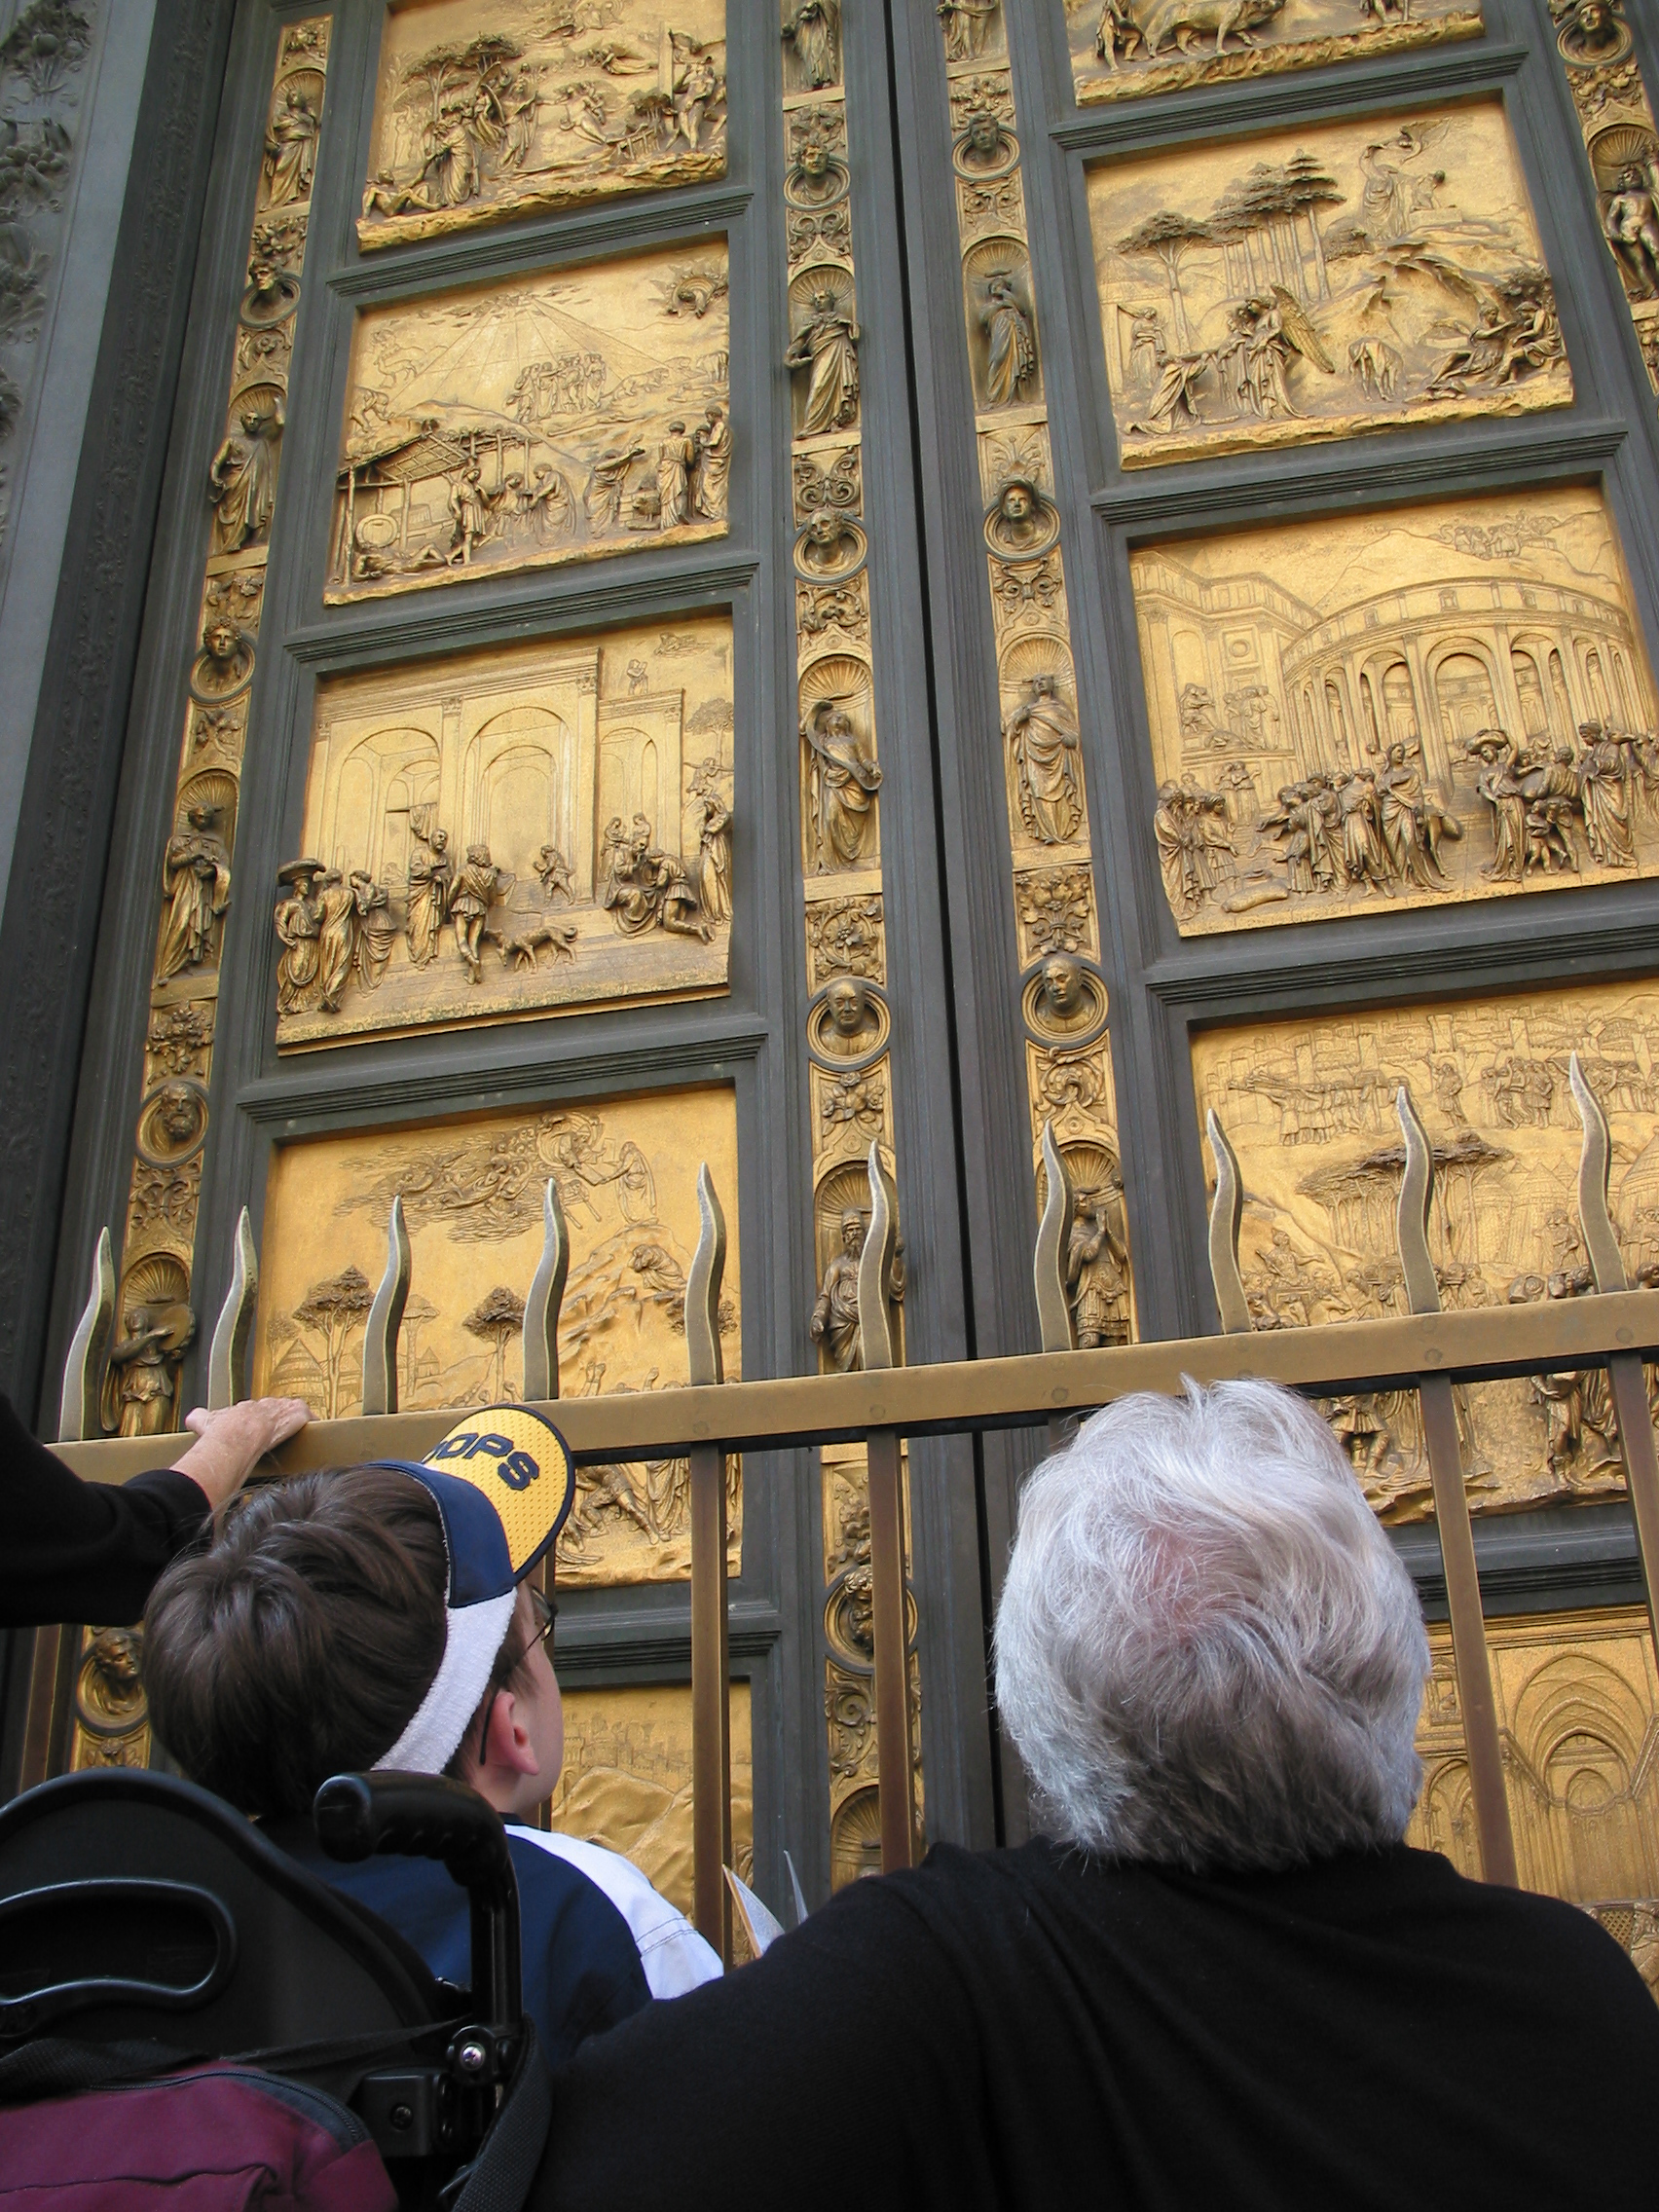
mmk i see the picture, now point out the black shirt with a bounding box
[535,1836,1659,2210]
[0,1393,208,1627]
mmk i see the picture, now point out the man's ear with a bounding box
[481,1687,539,1778]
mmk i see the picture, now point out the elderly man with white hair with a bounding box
[533,1381,1659,2208]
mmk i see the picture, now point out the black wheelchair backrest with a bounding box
[0,1768,441,2056]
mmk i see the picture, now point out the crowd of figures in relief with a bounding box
[1135,490,1659,933]
[1090,103,1570,466]
[1067,0,1481,106]
[1193,984,1659,1521]
[359,0,726,247]
[330,245,729,599]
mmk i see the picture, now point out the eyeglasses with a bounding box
[528,1583,558,1658]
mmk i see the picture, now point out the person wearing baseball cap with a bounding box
[144,1404,719,2063]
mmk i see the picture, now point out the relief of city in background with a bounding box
[548,1683,753,1924]
[359,0,725,250]
[1067,0,1479,106]
[250,1089,741,1587]
[1089,103,1569,468]
[275,616,732,1048]
[329,242,729,601]
[1192,981,1659,1523]
[1136,489,1659,936]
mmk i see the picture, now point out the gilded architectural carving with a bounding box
[927,37,1133,1327]
[1192,980,1659,1519]
[358,0,726,251]
[1134,489,1659,936]
[251,1089,742,1590]
[0,0,98,546]
[328,244,729,603]
[1066,0,1479,108]
[548,1682,753,1920]
[1546,0,1659,408]
[1090,104,1570,470]
[275,618,733,1049]
[101,18,332,1451]
[1408,1608,1659,1983]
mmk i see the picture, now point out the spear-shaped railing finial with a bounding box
[857,1142,899,1374]
[1034,1121,1077,1354]
[1204,1109,1252,1335]
[685,1163,727,1388]
[1569,1051,1628,1293]
[206,1207,259,1411]
[360,1196,410,1417]
[1394,1084,1441,1318]
[521,1178,570,1402]
[58,1227,114,1444]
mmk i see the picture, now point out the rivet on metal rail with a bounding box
[360,1195,411,1418]
[1034,1120,1077,1354]
[58,1227,114,1445]
[1568,1051,1628,1295]
[1204,1110,1252,1336]
[685,1163,727,1389]
[521,1178,570,1403]
[206,1206,259,1411]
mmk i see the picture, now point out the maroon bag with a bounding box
[0,2062,397,2211]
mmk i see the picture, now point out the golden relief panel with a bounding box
[1408,1607,1659,1997]
[1089,102,1569,469]
[1067,0,1479,105]
[359,0,726,251]
[547,1681,753,1919]
[250,1088,741,1587]
[1137,488,1659,935]
[275,617,732,1049]
[328,242,729,602]
[1191,980,1659,1521]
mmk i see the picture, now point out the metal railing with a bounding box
[46,1054,1659,1956]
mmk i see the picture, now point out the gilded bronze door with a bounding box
[12,0,1659,1935]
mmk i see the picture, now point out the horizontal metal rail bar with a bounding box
[50,1291,1659,1484]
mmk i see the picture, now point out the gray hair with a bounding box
[993,1378,1428,1872]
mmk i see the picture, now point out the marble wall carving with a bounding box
[1192,979,1659,1520]
[250,1089,742,1589]
[1089,103,1570,469]
[1135,488,1659,935]
[329,242,729,602]
[0,0,98,546]
[359,0,726,250]
[1066,0,1480,108]
[275,617,732,1048]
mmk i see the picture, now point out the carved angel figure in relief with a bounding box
[273,859,324,1014]
[405,816,452,967]
[208,397,283,552]
[102,1301,197,1439]
[158,804,232,981]
[1067,1180,1128,1349]
[782,0,839,88]
[1006,676,1083,845]
[803,701,882,870]
[263,87,319,208]
[786,289,861,435]
[981,273,1036,405]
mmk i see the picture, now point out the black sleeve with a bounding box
[0,1394,209,1628]
[532,1869,995,2212]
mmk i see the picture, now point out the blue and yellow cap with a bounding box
[369,1405,575,1776]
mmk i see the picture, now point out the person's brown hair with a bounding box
[144,1466,454,1819]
